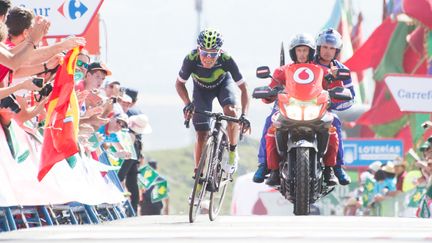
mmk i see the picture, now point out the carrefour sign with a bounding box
[13,0,103,37]
[385,74,432,112]
[343,139,403,167]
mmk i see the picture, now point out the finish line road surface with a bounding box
[1,216,431,242]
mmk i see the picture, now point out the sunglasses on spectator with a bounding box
[199,48,220,58]
[116,120,128,129]
[76,60,89,69]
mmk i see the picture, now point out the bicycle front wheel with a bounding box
[209,133,230,221]
[188,138,214,223]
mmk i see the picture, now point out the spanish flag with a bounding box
[38,47,81,181]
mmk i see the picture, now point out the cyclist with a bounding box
[175,28,250,177]
[255,33,339,186]
[313,28,355,186]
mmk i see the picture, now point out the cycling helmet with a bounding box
[315,28,343,59]
[288,33,316,63]
[197,28,224,50]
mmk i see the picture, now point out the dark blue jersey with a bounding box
[178,49,244,89]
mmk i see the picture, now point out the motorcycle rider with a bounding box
[254,33,339,186]
[253,33,315,183]
[175,28,250,179]
[313,28,355,186]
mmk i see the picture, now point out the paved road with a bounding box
[0,215,431,242]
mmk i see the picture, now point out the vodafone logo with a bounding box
[58,0,88,20]
[293,67,314,84]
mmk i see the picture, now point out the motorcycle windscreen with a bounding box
[284,63,324,101]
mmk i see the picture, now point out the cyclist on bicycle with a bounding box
[175,28,250,176]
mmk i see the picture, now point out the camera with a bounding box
[39,82,53,97]
[32,77,44,88]
[110,97,117,104]
[422,121,432,129]
[0,94,21,113]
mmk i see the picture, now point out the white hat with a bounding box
[119,94,133,103]
[392,156,405,166]
[128,114,152,134]
[382,162,395,174]
[114,112,129,125]
[368,161,382,172]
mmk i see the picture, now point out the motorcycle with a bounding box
[253,63,352,215]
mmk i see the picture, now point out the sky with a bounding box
[98,0,382,151]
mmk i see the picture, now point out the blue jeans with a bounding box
[258,104,278,165]
[332,115,344,166]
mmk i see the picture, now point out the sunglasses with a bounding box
[116,120,128,129]
[199,48,220,58]
[76,60,89,69]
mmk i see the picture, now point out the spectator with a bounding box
[393,157,407,192]
[139,160,166,215]
[124,87,142,116]
[373,163,397,202]
[74,50,90,83]
[118,114,152,214]
[5,7,85,69]
[0,0,10,22]
[76,62,111,92]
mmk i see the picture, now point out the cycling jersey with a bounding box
[178,49,244,89]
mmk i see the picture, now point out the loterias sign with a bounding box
[13,0,104,38]
[385,74,432,113]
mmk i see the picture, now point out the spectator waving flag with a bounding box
[38,47,82,181]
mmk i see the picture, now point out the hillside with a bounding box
[147,138,260,215]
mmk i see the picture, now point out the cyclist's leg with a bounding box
[192,86,216,168]
[332,115,351,185]
[218,80,239,173]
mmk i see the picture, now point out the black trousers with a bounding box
[118,159,139,214]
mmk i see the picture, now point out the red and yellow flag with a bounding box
[38,46,81,181]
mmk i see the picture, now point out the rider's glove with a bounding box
[239,113,251,134]
[183,102,194,116]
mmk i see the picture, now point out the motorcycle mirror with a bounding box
[329,87,352,101]
[335,68,351,81]
[256,66,271,79]
[252,86,273,99]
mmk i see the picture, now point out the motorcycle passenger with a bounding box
[255,33,339,186]
[175,28,251,180]
[314,28,355,186]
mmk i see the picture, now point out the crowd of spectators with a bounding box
[0,0,164,217]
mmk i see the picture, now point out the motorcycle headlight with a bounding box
[284,98,322,121]
[303,104,323,121]
[285,104,302,120]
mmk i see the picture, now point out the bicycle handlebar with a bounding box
[183,110,246,140]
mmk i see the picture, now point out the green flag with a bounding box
[6,122,30,163]
[418,196,431,218]
[362,178,375,207]
[151,179,169,203]
[364,178,375,193]
[408,186,425,208]
[371,115,409,138]
[373,23,415,81]
[138,164,159,189]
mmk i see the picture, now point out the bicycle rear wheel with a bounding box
[188,138,214,223]
[209,134,230,221]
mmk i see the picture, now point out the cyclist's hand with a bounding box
[183,102,194,120]
[239,114,251,134]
